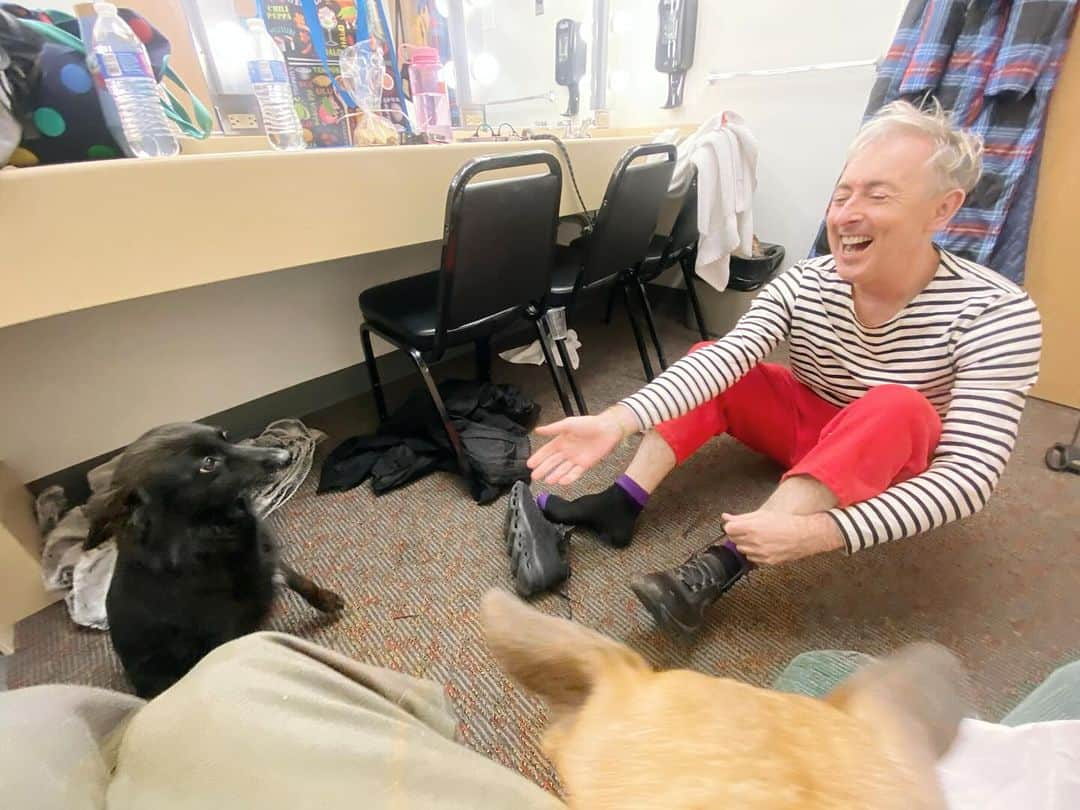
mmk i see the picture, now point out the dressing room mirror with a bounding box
[446,0,597,131]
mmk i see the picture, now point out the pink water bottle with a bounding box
[408,46,452,143]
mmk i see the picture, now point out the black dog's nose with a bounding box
[263,448,292,468]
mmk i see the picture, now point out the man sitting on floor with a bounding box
[528,100,1043,638]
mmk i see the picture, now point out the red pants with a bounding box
[654,346,942,507]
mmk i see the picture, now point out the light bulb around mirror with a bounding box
[470,52,499,86]
[210,19,256,88]
[438,60,458,91]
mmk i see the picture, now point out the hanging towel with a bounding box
[667,112,758,291]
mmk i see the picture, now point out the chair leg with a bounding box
[635,278,668,371]
[554,337,588,415]
[603,284,619,324]
[408,347,470,477]
[680,254,711,341]
[475,336,492,382]
[360,325,388,422]
[534,318,574,417]
[621,282,655,382]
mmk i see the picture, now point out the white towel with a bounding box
[665,112,758,291]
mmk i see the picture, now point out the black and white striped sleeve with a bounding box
[827,293,1042,552]
[619,264,802,430]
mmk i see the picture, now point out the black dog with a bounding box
[85,423,344,697]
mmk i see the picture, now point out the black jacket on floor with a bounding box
[318,380,540,505]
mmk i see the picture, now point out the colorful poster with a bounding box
[260,0,412,146]
[288,61,352,148]
[261,0,315,61]
[260,0,352,147]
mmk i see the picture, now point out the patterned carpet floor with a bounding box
[10,307,1080,792]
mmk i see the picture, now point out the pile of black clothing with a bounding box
[318,380,541,505]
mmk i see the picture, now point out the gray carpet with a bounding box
[10,304,1080,792]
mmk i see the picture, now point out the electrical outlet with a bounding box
[227,113,259,131]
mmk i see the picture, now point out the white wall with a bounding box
[0,244,439,481]
[607,0,906,261]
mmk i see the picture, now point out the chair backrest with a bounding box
[667,171,699,259]
[435,151,562,352]
[579,143,677,290]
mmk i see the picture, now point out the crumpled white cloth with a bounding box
[938,718,1080,809]
[498,329,581,370]
[36,418,326,630]
[656,112,759,292]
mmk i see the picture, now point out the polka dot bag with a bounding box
[2,4,211,166]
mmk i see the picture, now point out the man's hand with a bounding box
[722,511,844,566]
[527,405,639,485]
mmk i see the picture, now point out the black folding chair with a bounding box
[357,151,571,475]
[547,142,677,411]
[613,170,711,379]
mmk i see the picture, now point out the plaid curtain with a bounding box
[811,0,1078,283]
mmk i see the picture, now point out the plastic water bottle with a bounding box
[87,3,178,158]
[408,46,453,143]
[246,18,305,151]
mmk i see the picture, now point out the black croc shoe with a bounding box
[505,480,572,597]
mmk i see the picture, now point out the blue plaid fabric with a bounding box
[813,0,1078,283]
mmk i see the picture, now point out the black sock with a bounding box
[537,475,648,548]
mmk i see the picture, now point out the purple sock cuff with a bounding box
[536,492,549,510]
[722,537,749,566]
[615,474,650,508]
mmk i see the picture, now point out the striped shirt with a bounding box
[621,250,1042,553]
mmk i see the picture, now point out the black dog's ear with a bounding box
[84,485,128,549]
[84,486,150,549]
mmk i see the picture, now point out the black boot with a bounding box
[629,542,748,639]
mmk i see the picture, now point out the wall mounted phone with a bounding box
[656,0,697,108]
[555,17,586,117]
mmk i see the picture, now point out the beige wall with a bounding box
[0,243,439,482]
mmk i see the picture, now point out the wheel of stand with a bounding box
[1045,444,1068,471]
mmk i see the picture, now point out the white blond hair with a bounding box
[848,99,984,194]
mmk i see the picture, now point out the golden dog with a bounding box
[481,589,966,810]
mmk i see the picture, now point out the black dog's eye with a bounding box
[218,429,229,441]
[199,456,219,473]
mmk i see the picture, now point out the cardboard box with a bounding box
[0,462,61,654]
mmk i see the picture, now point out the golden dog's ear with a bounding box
[480,589,649,719]
[826,642,969,762]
